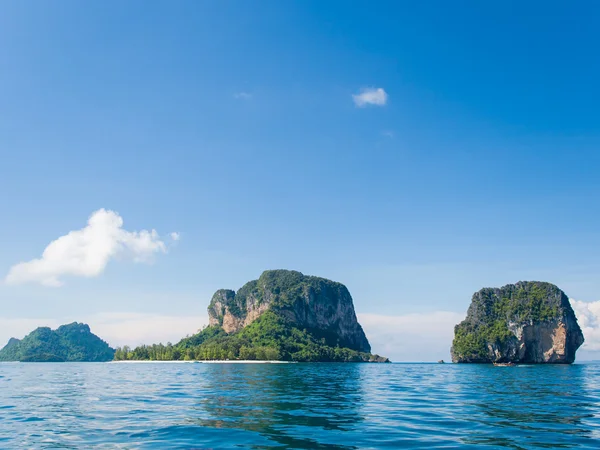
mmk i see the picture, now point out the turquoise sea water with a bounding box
[0,362,599,449]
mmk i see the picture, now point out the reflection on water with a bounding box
[190,364,366,448]
[0,362,599,449]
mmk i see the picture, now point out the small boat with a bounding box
[493,362,516,367]
[437,360,445,364]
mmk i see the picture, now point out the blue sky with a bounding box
[1,1,599,360]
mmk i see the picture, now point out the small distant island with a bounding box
[451,281,584,364]
[0,322,115,362]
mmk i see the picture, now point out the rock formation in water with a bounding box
[451,281,584,364]
[208,269,371,353]
[0,322,115,362]
[123,269,390,362]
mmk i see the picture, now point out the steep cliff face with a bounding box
[451,282,584,363]
[207,270,371,353]
[208,286,270,334]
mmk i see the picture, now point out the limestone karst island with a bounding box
[452,281,584,364]
[0,274,586,364]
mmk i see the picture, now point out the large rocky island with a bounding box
[0,322,115,362]
[115,270,389,362]
[451,281,584,364]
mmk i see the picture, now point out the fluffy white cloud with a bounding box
[358,311,463,362]
[352,87,388,107]
[4,209,176,287]
[0,313,209,349]
[570,299,600,351]
[170,232,181,241]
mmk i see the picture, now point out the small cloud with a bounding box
[382,130,394,138]
[170,232,181,241]
[352,87,388,107]
[4,209,176,287]
[233,92,252,100]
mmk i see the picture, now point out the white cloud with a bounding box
[358,311,463,362]
[0,313,209,349]
[233,92,252,100]
[4,209,175,287]
[352,87,388,107]
[170,232,181,241]
[570,299,600,351]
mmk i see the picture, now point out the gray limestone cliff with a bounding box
[451,281,584,364]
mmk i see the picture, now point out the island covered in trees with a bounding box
[0,322,114,362]
[115,270,389,362]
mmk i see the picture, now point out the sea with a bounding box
[0,362,599,449]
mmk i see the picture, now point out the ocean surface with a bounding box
[0,362,599,449]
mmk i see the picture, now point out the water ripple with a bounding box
[0,362,599,448]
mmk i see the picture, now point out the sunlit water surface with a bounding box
[1,362,599,449]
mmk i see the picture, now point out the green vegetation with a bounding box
[0,323,115,362]
[500,284,560,322]
[453,320,514,360]
[114,311,386,362]
[256,269,349,309]
[452,282,564,361]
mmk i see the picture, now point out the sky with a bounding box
[1,1,599,361]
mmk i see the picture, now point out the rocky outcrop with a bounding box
[208,287,270,333]
[207,270,371,353]
[451,281,584,364]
